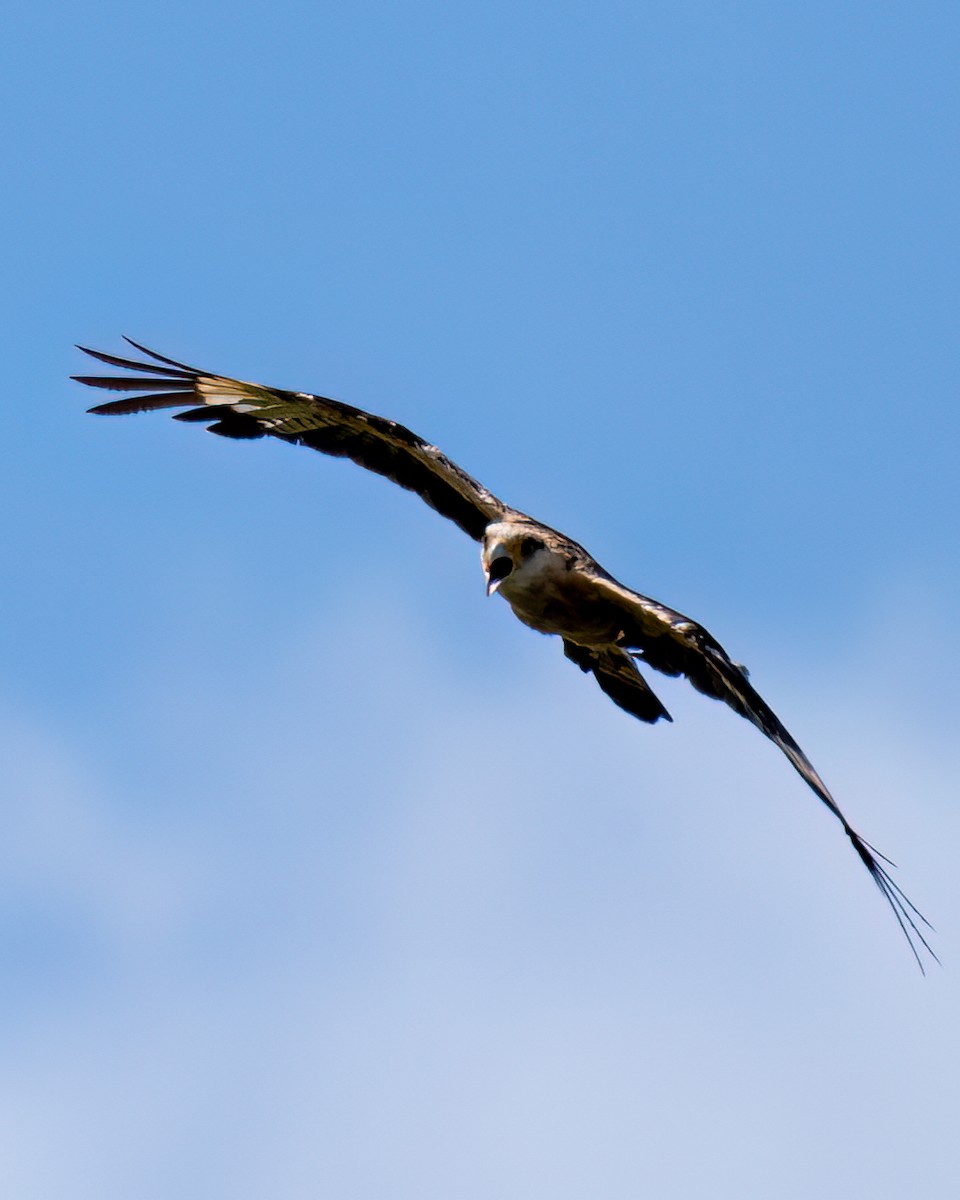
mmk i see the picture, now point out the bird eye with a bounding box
[488,556,513,583]
[520,537,544,558]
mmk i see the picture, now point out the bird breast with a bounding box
[497,549,622,645]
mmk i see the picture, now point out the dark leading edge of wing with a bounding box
[589,572,938,971]
[73,339,512,542]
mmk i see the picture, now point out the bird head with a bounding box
[481,521,547,596]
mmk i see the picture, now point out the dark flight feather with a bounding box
[73,341,513,541]
[586,571,938,971]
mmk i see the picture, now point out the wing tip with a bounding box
[849,830,939,974]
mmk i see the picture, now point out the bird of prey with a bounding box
[73,339,935,969]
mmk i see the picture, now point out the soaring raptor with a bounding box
[74,339,935,968]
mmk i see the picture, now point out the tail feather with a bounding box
[563,641,672,725]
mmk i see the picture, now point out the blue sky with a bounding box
[2,2,959,1196]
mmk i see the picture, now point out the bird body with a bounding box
[483,521,620,644]
[73,339,935,969]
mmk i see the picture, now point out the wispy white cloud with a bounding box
[0,584,956,1199]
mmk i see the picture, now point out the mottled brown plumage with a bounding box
[73,339,936,970]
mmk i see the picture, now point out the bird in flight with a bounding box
[74,338,935,969]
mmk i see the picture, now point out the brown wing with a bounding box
[73,339,514,541]
[587,570,936,971]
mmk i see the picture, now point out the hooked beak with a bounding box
[484,548,513,597]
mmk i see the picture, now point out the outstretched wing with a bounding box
[73,339,514,541]
[587,569,937,971]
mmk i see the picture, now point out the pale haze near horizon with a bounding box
[1,3,958,1197]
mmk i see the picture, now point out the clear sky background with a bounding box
[2,2,958,1196]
